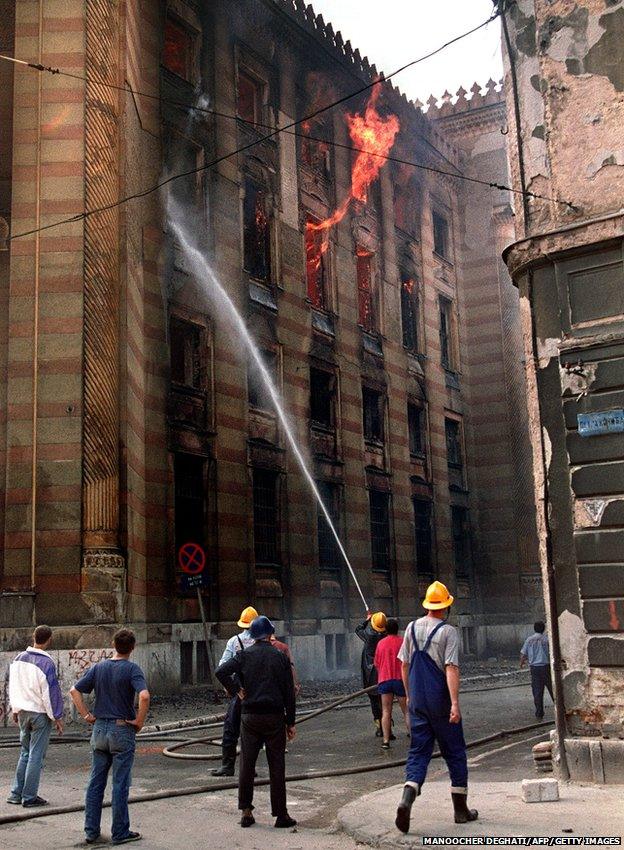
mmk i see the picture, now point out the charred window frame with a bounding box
[407,402,425,457]
[162,15,196,82]
[310,367,335,430]
[316,480,342,574]
[243,177,272,284]
[237,67,265,127]
[363,386,384,445]
[400,271,419,352]
[369,490,392,578]
[432,209,450,261]
[300,117,331,179]
[252,468,280,568]
[174,453,206,551]
[356,247,375,333]
[439,296,455,370]
[412,498,434,580]
[445,417,463,470]
[305,215,329,310]
[451,505,471,581]
[248,348,278,413]
[170,316,205,390]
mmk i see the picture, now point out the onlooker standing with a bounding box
[70,629,150,846]
[216,615,296,830]
[355,611,387,736]
[373,618,408,748]
[212,605,258,776]
[7,625,64,807]
[520,621,554,719]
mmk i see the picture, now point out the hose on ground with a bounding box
[0,720,552,826]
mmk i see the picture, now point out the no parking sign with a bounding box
[178,541,208,591]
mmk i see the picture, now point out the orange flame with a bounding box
[305,86,400,261]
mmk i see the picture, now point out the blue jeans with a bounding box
[10,711,53,802]
[85,719,136,841]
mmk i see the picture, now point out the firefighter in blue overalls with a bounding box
[212,605,258,776]
[395,581,478,833]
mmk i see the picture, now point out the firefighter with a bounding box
[355,611,387,737]
[211,605,258,777]
[395,581,477,834]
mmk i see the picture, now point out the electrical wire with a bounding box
[0,11,533,243]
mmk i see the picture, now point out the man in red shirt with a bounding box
[374,618,408,748]
[270,634,301,696]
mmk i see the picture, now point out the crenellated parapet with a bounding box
[425,79,504,118]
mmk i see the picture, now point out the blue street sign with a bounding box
[578,409,624,437]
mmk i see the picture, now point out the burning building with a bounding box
[0,0,538,704]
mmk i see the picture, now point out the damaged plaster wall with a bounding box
[504,0,624,231]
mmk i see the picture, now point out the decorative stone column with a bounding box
[81,0,125,622]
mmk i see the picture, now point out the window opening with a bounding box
[439,297,453,370]
[445,418,463,469]
[237,70,263,126]
[363,386,384,444]
[305,217,328,309]
[356,247,375,333]
[174,453,205,551]
[248,349,278,413]
[316,480,341,574]
[412,498,433,579]
[401,272,418,352]
[170,317,203,389]
[243,178,271,283]
[408,403,424,456]
[253,469,280,567]
[451,506,471,581]
[310,367,334,429]
[163,17,193,80]
[433,210,449,259]
[369,490,391,578]
[301,118,330,177]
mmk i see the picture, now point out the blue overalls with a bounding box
[405,620,468,792]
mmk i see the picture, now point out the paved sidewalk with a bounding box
[338,779,624,847]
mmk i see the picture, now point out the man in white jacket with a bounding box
[7,625,64,807]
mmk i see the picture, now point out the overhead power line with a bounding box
[0,10,573,240]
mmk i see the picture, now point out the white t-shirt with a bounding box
[398,616,460,672]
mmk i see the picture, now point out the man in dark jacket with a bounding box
[355,611,387,736]
[215,615,296,830]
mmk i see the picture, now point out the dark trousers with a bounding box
[221,695,243,749]
[406,710,468,790]
[238,713,287,818]
[530,664,554,717]
[363,668,382,722]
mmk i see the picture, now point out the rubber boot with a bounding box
[451,792,478,824]
[211,745,236,777]
[374,718,383,738]
[395,784,420,834]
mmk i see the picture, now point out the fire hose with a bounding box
[0,676,551,826]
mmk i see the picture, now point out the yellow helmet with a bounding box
[237,606,259,629]
[370,612,387,633]
[422,580,454,611]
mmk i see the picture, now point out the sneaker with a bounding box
[22,796,48,808]
[6,795,21,805]
[381,741,390,750]
[112,833,142,845]
[274,815,297,828]
[240,814,255,828]
[85,837,106,846]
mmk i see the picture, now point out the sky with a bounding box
[306,0,503,108]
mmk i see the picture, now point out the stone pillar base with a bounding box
[81,550,127,623]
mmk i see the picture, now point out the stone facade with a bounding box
[1,0,538,714]
[500,0,624,783]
